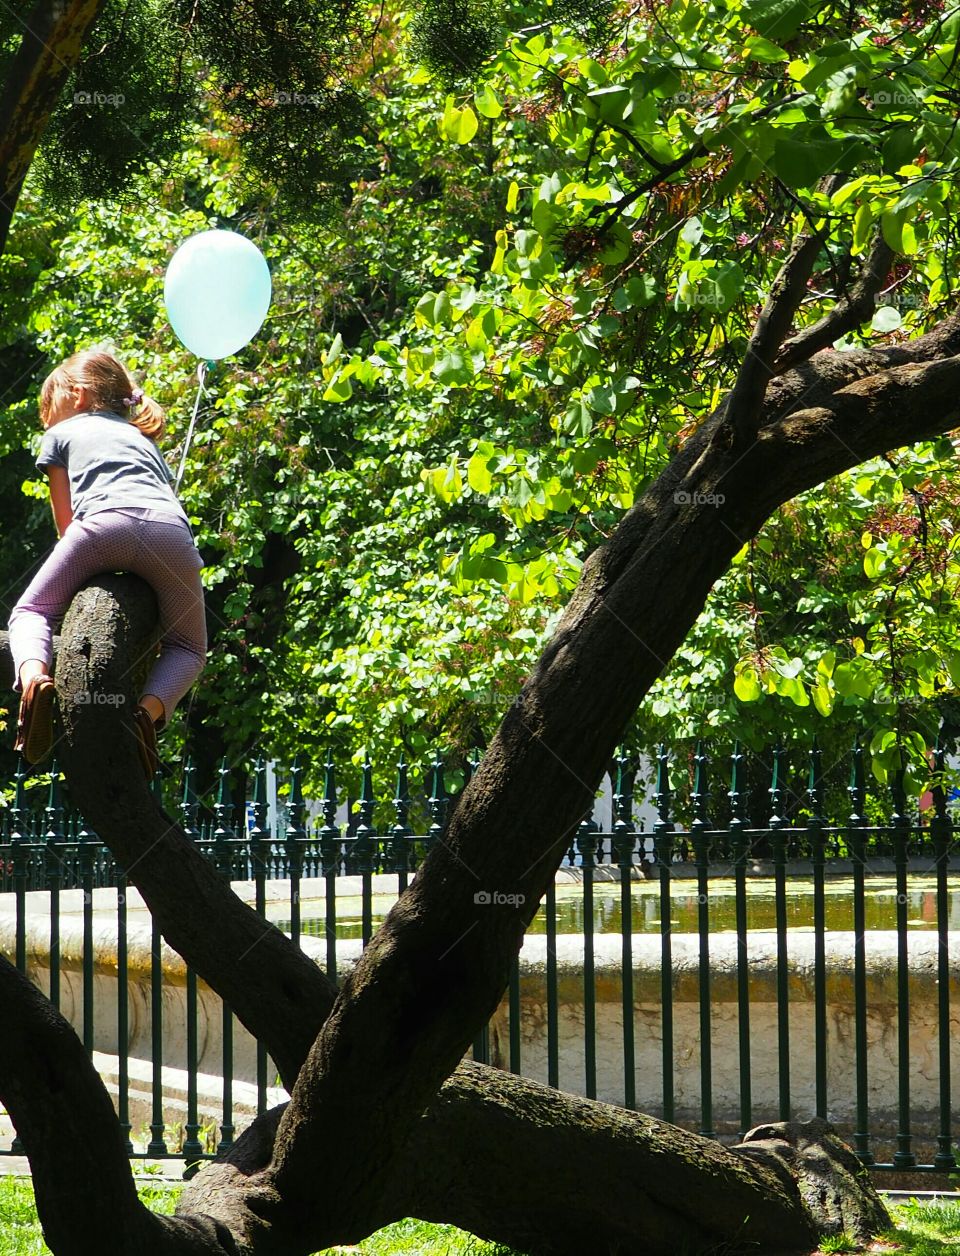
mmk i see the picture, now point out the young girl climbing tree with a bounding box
[7,348,207,777]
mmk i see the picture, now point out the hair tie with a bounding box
[122,387,144,408]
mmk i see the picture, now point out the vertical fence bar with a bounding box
[427,751,448,854]
[891,769,916,1168]
[8,763,27,1157]
[115,863,132,1153]
[931,745,955,1171]
[320,755,339,981]
[220,1024,235,1157]
[355,756,376,948]
[769,742,791,1121]
[654,746,675,1123]
[457,752,490,1066]
[729,741,751,1139]
[147,770,170,1161]
[545,877,559,1088]
[10,760,27,973]
[507,950,522,1076]
[181,964,203,1171]
[507,797,523,1084]
[807,740,828,1120]
[214,760,235,1154]
[691,741,713,1139]
[44,765,64,1011]
[147,914,168,1158]
[78,811,96,1056]
[249,759,270,1117]
[577,805,599,1099]
[612,751,636,1109]
[391,757,412,897]
[179,760,203,1171]
[848,737,873,1165]
[286,756,305,951]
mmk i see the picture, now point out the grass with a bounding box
[7,1175,960,1256]
[817,1236,860,1254]
[0,1175,521,1255]
[870,1199,960,1254]
[809,1198,960,1255]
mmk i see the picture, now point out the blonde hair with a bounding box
[40,349,165,441]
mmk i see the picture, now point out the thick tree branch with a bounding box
[596,304,960,591]
[0,954,151,1252]
[42,568,891,1256]
[392,1077,889,1254]
[721,173,845,445]
[186,1068,888,1256]
[0,0,106,254]
[52,575,335,1091]
[773,231,896,374]
[0,955,273,1255]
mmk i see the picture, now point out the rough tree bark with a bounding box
[0,0,107,255]
[4,235,957,1252]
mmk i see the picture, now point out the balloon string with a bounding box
[174,360,208,493]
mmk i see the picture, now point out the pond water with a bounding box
[277,874,960,940]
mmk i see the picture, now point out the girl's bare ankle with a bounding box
[138,694,165,726]
[19,661,51,690]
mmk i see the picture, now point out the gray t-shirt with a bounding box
[36,410,189,525]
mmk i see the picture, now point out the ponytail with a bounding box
[130,394,165,441]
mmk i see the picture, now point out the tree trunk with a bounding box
[6,304,960,1251]
[0,0,107,253]
[52,575,328,1091]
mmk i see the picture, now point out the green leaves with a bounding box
[733,663,762,702]
[440,95,478,144]
[833,658,879,700]
[12,0,960,776]
[820,65,860,119]
[863,545,886,579]
[432,348,474,384]
[322,371,353,402]
[416,291,452,326]
[880,207,918,255]
[742,34,790,63]
[421,458,463,502]
[740,0,810,41]
[868,728,928,786]
[584,374,641,416]
[773,132,848,189]
[474,84,502,118]
[673,259,746,311]
[467,452,493,494]
[584,84,632,123]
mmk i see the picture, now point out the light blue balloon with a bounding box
[164,229,272,360]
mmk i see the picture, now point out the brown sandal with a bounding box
[14,675,56,764]
[133,705,159,781]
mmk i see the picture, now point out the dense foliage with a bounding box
[2,0,960,803]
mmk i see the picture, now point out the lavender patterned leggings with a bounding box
[8,507,207,722]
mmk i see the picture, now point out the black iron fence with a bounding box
[1,739,958,1175]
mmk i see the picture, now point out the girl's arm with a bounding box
[47,466,73,537]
